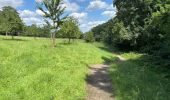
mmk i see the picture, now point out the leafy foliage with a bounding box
[59,17,81,43]
[84,31,95,43]
[0,6,23,39]
[91,0,170,70]
[92,0,169,49]
[23,24,50,38]
[37,0,67,46]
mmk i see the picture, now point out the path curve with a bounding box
[86,55,126,100]
[86,64,114,100]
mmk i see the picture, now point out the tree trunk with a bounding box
[12,35,14,39]
[10,33,14,40]
[51,23,58,47]
[68,38,71,44]
[73,38,75,42]
[50,33,53,47]
[52,33,56,47]
[34,35,36,39]
[51,33,53,41]
[6,32,8,37]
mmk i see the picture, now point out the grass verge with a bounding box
[109,52,170,100]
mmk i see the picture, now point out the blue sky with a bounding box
[0,0,116,32]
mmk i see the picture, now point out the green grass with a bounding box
[1,36,170,100]
[0,36,113,100]
[109,52,170,100]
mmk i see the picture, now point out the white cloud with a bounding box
[63,0,80,12]
[87,0,108,10]
[35,0,80,13]
[36,9,45,16]
[0,0,23,8]
[19,10,38,18]
[19,10,45,26]
[101,11,116,17]
[23,17,42,25]
[107,4,115,10]
[87,0,116,12]
[80,20,105,32]
[35,0,42,3]
[70,12,87,23]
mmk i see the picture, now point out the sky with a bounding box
[0,0,117,32]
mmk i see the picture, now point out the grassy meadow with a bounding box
[0,36,113,100]
[0,36,170,100]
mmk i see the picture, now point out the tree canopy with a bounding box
[37,0,67,46]
[0,6,23,38]
[90,0,170,69]
[59,17,81,43]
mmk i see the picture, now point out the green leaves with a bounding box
[37,0,67,46]
[59,17,81,43]
[92,0,169,52]
[0,6,23,36]
[85,31,95,43]
[38,0,67,28]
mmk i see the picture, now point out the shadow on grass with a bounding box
[107,55,170,100]
[85,65,114,94]
[96,43,131,55]
[58,42,72,45]
[85,56,117,98]
[2,38,28,41]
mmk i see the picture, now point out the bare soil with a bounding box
[86,64,114,100]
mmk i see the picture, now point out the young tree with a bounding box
[85,31,95,43]
[60,17,81,43]
[37,0,67,47]
[30,24,39,39]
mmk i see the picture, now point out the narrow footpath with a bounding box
[86,64,114,100]
[86,55,126,100]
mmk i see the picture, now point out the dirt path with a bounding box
[86,55,126,100]
[86,64,114,100]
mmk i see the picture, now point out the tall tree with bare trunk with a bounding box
[37,0,67,47]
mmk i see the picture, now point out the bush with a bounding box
[84,31,95,43]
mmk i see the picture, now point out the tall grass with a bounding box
[0,36,113,100]
[109,53,170,100]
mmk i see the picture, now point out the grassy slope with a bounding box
[109,52,170,100]
[0,36,113,100]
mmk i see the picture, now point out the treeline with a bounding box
[0,6,82,42]
[86,0,170,69]
[0,6,50,38]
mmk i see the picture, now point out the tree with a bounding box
[90,0,169,51]
[112,0,169,49]
[23,24,51,38]
[30,24,39,39]
[37,0,67,47]
[85,31,95,43]
[0,9,10,36]
[0,11,6,35]
[60,17,81,43]
[25,24,38,38]
[1,6,23,39]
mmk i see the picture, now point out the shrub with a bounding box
[84,31,95,43]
